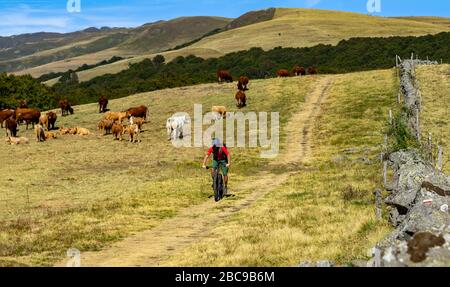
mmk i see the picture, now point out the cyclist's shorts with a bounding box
[212,160,228,176]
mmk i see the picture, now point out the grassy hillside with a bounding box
[416,64,450,173]
[17,8,450,81]
[46,32,450,109]
[8,17,231,75]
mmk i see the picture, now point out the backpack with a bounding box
[213,144,228,162]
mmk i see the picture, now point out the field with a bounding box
[0,75,317,266]
[161,69,398,266]
[0,66,404,266]
[18,8,450,83]
[416,64,450,173]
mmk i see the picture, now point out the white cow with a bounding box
[166,115,188,141]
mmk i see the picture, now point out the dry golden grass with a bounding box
[162,69,398,266]
[30,8,450,83]
[0,75,317,266]
[416,64,450,173]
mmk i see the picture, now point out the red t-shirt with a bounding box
[207,146,230,161]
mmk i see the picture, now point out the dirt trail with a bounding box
[57,77,333,267]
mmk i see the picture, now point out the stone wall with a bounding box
[369,59,450,267]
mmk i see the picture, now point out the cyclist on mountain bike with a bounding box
[202,138,231,195]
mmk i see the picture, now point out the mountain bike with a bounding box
[205,163,224,202]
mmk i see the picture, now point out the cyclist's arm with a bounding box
[202,147,213,168]
[223,146,231,167]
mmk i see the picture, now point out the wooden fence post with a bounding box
[428,133,433,162]
[438,146,443,172]
[383,161,388,188]
[416,109,421,142]
[397,92,401,104]
[375,188,382,220]
[389,110,393,125]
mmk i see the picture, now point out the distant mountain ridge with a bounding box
[0,16,231,73]
[5,8,450,81]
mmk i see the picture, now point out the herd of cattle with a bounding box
[1,98,149,145]
[2,66,316,145]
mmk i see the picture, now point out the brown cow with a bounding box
[98,119,114,136]
[292,65,306,76]
[18,100,28,109]
[237,76,249,91]
[5,137,29,145]
[39,115,49,131]
[212,106,227,119]
[0,109,15,128]
[59,127,71,135]
[98,96,109,113]
[47,112,57,130]
[217,70,233,83]
[126,105,148,120]
[4,117,17,137]
[45,132,58,140]
[129,117,145,131]
[16,108,41,130]
[277,69,290,77]
[307,66,318,75]
[35,124,46,142]
[235,91,247,108]
[112,123,125,141]
[75,127,90,136]
[124,124,141,143]
[104,111,128,123]
[59,99,74,116]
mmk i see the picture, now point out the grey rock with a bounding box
[316,260,334,267]
[298,261,312,267]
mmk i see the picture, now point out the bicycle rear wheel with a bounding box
[213,169,223,202]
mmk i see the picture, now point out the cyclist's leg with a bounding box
[211,160,219,186]
[221,160,229,193]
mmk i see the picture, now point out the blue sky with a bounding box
[0,0,448,36]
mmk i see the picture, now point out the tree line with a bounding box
[2,32,449,110]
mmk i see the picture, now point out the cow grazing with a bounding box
[129,116,145,131]
[126,105,148,120]
[112,123,125,141]
[46,112,57,130]
[307,66,318,75]
[98,96,109,113]
[16,108,41,130]
[235,91,247,108]
[0,109,15,128]
[124,124,141,143]
[45,132,58,140]
[4,117,17,137]
[35,124,46,142]
[5,137,29,145]
[166,116,188,141]
[217,70,233,83]
[212,106,227,120]
[237,76,249,91]
[59,100,74,116]
[18,100,28,109]
[292,65,306,76]
[277,69,290,77]
[104,111,128,123]
[98,119,114,136]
